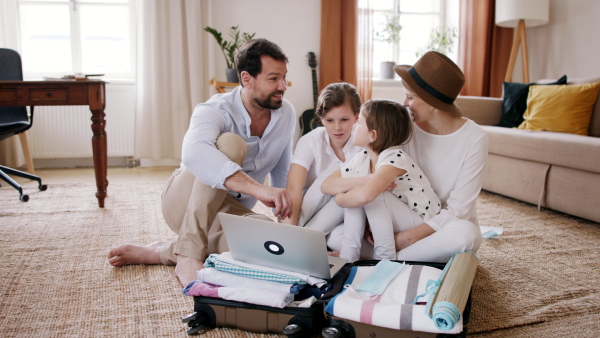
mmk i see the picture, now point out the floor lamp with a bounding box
[496,0,549,83]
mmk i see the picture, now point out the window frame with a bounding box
[17,0,136,80]
[372,0,457,79]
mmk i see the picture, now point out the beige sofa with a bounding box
[456,76,600,223]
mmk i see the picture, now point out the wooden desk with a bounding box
[0,80,108,208]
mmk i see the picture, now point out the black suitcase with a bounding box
[321,260,473,338]
[182,264,353,337]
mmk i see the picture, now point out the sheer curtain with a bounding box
[134,0,210,166]
[0,0,25,167]
[357,0,373,102]
[458,0,513,97]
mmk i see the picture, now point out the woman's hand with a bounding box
[394,223,436,251]
[394,231,413,251]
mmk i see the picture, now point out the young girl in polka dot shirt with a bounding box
[322,99,441,262]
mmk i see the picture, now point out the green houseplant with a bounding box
[416,26,457,58]
[375,11,402,79]
[204,25,256,83]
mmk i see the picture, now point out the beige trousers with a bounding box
[159,133,271,265]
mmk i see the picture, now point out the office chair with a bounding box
[0,48,47,202]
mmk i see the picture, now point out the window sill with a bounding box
[372,78,404,87]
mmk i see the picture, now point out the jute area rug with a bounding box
[1,181,599,337]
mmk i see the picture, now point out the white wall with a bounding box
[523,0,600,81]
[206,0,321,123]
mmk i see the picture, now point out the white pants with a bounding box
[298,172,344,234]
[327,192,482,263]
[340,193,403,262]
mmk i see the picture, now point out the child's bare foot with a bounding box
[327,250,340,257]
[174,255,204,287]
[107,241,165,267]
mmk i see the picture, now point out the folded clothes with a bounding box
[198,267,304,294]
[205,252,326,287]
[325,264,463,334]
[183,281,294,309]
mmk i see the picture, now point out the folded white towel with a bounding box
[184,281,294,309]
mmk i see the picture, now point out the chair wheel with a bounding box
[39,184,48,191]
[20,194,29,202]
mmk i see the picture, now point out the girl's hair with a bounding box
[315,82,362,124]
[361,99,412,154]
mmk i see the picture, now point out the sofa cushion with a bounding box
[498,75,567,128]
[482,125,600,174]
[518,82,600,135]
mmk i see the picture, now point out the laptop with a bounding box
[218,212,347,279]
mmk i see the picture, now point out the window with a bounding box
[18,0,135,79]
[372,0,459,79]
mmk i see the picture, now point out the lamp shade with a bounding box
[496,0,549,28]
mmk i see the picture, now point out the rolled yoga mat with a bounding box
[427,251,479,331]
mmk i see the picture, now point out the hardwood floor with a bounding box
[9,166,177,185]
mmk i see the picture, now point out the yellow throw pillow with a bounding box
[518,82,600,135]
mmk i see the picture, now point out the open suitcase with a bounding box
[183,253,476,338]
[182,263,353,337]
[321,254,477,338]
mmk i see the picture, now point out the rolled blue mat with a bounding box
[432,301,461,331]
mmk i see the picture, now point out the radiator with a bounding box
[28,83,136,159]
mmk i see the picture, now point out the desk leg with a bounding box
[91,108,108,207]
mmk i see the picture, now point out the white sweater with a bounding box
[403,119,488,231]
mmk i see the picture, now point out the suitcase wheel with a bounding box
[323,318,355,338]
[322,326,342,338]
[182,311,209,335]
[283,323,311,338]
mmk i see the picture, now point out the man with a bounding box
[107,39,295,287]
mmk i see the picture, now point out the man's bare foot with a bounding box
[174,255,205,287]
[327,250,340,257]
[107,241,166,267]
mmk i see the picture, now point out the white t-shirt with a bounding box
[292,127,363,189]
[342,146,441,221]
[403,119,488,230]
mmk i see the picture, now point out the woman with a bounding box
[327,51,487,263]
[282,82,362,230]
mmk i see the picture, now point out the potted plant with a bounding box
[416,26,458,58]
[375,11,402,79]
[204,25,256,83]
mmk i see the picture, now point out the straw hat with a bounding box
[394,51,465,117]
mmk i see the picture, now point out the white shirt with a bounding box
[404,119,488,230]
[291,127,363,189]
[181,86,296,209]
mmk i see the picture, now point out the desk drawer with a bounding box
[29,89,69,102]
[0,88,17,101]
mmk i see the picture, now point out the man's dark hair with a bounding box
[235,38,288,83]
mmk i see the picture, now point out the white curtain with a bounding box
[134,0,211,166]
[0,0,25,167]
